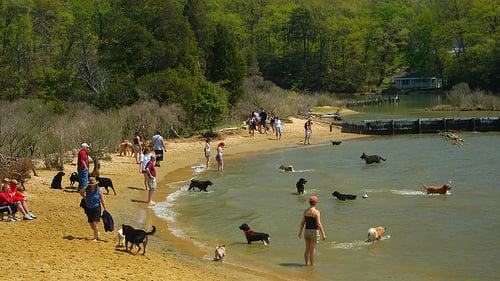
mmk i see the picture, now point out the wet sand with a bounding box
[0,118,365,281]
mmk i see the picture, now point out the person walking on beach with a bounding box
[140,147,153,190]
[304,118,313,145]
[299,195,326,266]
[145,156,157,205]
[216,142,225,172]
[274,116,282,141]
[132,131,142,164]
[152,131,165,167]
[80,177,106,241]
[77,143,90,191]
[204,138,211,168]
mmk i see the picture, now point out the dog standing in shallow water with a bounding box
[239,223,270,245]
[366,226,386,244]
[423,181,452,194]
[332,191,357,201]
[51,171,65,189]
[296,178,307,194]
[279,165,294,172]
[188,179,213,192]
[360,153,386,164]
[122,224,156,255]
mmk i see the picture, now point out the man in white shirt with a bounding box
[151,131,165,167]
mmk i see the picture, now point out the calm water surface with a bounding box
[157,133,500,281]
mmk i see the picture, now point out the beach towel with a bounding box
[101,210,114,232]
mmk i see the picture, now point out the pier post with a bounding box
[418,119,421,134]
[472,118,476,131]
[391,120,395,135]
[443,118,447,131]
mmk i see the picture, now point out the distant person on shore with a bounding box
[145,156,157,205]
[132,131,142,164]
[204,138,211,168]
[304,118,313,145]
[274,116,282,141]
[152,131,165,167]
[269,113,276,135]
[216,142,225,171]
[77,143,90,191]
[299,195,326,266]
[259,109,267,134]
[80,177,106,241]
[140,147,153,190]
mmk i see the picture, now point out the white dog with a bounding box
[213,245,226,262]
[366,226,386,244]
[116,227,125,247]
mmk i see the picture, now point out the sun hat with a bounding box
[81,143,90,149]
[309,195,318,203]
[87,177,99,187]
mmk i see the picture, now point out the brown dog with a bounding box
[422,181,452,194]
[119,140,132,156]
[366,226,386,244]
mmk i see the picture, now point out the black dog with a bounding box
[330,140,342,145]
[360,153,386,164]
[95,176,116,195]
[122,224,156,255]
[51,171,65,189]
[188,179,213,192]
[239,223,270,245]
[69,172,78,188]
[332,191,357,201]
[296,178,307,194]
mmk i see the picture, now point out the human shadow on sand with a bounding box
[279,263,306,268]
[127,186,145,191]
[130,199,148,203]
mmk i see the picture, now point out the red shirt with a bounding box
[145,160,156,178]
[78,149,89,169]
[0,191,13,205]
[7,183,25,202]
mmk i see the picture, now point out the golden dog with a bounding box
[366,226,386,244]
[422,181,452,194]
[119,140,132,156]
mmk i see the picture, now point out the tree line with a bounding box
[0,0,498,122]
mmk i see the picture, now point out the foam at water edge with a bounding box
[332,235,391,249]
[191,164,207,174]
[152,184,189,223]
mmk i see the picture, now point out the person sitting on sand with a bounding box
[0,181,28,221]
[3,178,36,220]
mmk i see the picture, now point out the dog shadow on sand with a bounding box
[63,235,108,242]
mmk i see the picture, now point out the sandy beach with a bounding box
[0,117,365,281]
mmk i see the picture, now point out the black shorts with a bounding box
[85,206,101,223]
[154,150,164,161]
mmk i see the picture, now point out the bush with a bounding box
[447,83,500,110]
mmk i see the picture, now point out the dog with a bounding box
[422,181,452,194]
[239,223,270,245]
[51,171,65,189]
[296,178,307,194]
[279,165,294,172]
[366,226,386,244]
[122,224,156,255]
[360,153,386,164]
[213,245,226,262]
[69,172,78,188]
[116,225,128,247]
[119,140,132,156]
[330,140,342,146]
[332,191,357,201]
[95,176,116,195]
[188,179,213,192]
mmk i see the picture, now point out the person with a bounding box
[152,131,165,167]
[269,113,276,134]
[259,109,267,134]
[216,142,225,172]
[77,143,90,191]
[0,181,23,221]
[274,116,282,141]
[132,131,142,164]
[204,138,211,168]
[140,147,153,190]
[298,195,326,266]
[4,179,36,220]
[80,177,106,241]
[304,117,313,145]
[145,156,157,205]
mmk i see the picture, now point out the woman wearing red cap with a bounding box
[216,142,225,171]
[299,195,326,266]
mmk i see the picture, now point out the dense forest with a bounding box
[0,0,498,111]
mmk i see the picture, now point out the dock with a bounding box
[341,117,500,135]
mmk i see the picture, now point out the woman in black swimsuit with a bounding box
[298,195,327,266]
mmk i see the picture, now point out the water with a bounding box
[345,93,499,121]
[158,133,500,281]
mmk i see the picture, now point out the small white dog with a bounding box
[213,245,226,262]
[116,227,125,247]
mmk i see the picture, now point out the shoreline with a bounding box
[1,117,367,281]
